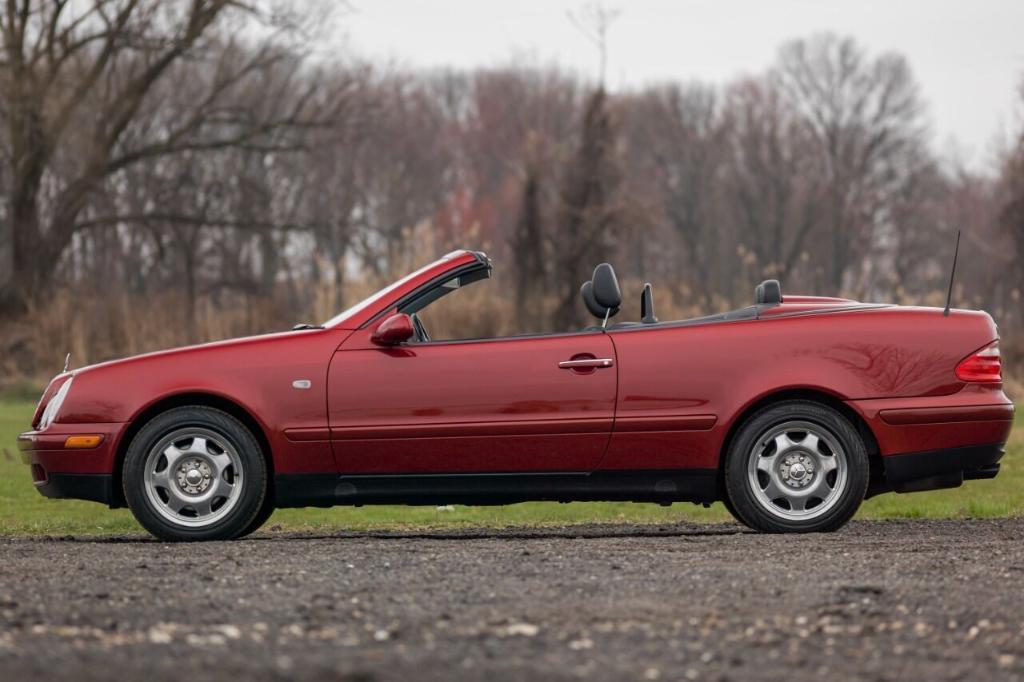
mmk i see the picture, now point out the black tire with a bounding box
[718,494,748,527]
[723,400,869,533]
[235,492,276,539]
[123,406,267,541]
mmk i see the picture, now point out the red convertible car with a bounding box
[19,249,1015,541]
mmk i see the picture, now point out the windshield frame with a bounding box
[321,250,481,329]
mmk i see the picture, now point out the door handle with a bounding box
[558,358,614,369]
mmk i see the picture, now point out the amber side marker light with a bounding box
[64,435,104,449]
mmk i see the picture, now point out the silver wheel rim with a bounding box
[143,427,244,528]
[746,420,848,522]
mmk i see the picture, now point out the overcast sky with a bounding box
[337,0,1024,169]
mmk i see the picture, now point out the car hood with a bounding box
[68,329,319,377]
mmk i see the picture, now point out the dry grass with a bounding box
[0,271,718,381]
[0,269,1020,385]
[1,286,312,382]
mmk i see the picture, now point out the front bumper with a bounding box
[18,422,125,507]
[35,473,115,505]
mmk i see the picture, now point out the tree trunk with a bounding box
[829,183,847,292]
[181,235,198,341]
[511,169,545,330]
[2,176,45,313]
[2,146,100,313]
[552,89,620,329]
[1,108,49,313]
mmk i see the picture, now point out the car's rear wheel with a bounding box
[723,400,868,533]
[123,406,267,541]
[718,494,747,527]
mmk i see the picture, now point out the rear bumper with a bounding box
[876,443,1004,495]
[848,388,1013,452]
[848,387,1013,497]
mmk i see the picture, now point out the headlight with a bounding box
[38,377,73,430]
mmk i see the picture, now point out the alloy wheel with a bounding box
[746,420,849,522]
[143,427,244,528]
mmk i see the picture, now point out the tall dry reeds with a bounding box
[1,272,1019,399]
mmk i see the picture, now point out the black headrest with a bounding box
[581,263,621,321]
[580,281,606,318]
[641,283,658,323]
[592,263,621,309]
[755,279,783,305]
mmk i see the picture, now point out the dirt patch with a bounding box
[2,519,1024,681]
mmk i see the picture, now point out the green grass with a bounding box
[1,398,1020,536]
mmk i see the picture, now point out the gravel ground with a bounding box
[2,519,1024,681]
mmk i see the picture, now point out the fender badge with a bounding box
[292,380,312,390]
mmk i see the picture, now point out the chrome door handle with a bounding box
[558,358,614,369]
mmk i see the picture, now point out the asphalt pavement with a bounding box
[2,519,1023,681]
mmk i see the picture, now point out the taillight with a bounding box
[955,342,1002,383]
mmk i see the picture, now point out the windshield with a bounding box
[322,252,467,328]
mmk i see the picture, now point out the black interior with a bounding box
[411,312,430,342]
[580,263,622,325]
[640,283,658,324]
[755,279,783,305]
[399,266,492,341]
[579,263,784,330]
[393,259,787,343]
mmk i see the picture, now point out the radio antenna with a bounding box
[943,229,961,317]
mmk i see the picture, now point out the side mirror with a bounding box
[371,313,415,346]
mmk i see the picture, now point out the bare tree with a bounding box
[354,74,451,274]
[458,68,580,326]
[568,2,621,87]
[628,83,726,308]
[882,149,947,300]
[721,78,826,289]
[774,33,928,291]
[553,88,624,327]
[1000,84,1024,303]
[1,22,1018,381]
[510,156,546,329]
[297,65,377,312]
[0,0,328,312]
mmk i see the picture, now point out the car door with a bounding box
[327,331,617,474]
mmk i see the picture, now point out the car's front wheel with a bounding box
[723,400,869,533]
[123,406,267,541]
[235,492,276,539]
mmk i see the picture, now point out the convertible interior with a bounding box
[579,262,783,331]
[398,259,784,342]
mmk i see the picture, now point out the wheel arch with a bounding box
[716,388,881,497]
[110,392,275,508]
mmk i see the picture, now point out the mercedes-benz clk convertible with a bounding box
[19,249,1015,540]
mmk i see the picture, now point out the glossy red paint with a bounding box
[19,249,1015,511]
[846,383,1014,455]
[599,304,1011,470]
[25,327,353,482]
[328,329,617,473]
[371,313,415,346]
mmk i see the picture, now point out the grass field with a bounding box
[1,398,1020,535]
